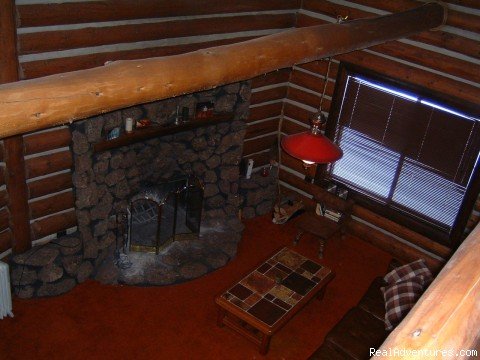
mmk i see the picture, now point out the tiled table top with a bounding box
[219,247,333,328]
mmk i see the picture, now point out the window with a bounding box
[324,63,480,246]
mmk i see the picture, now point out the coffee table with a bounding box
[215,247,334,354]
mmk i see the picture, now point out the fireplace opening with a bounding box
[127,175,204,254]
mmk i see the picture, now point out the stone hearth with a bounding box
[95,217,244,285]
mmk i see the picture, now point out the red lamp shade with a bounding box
[281,131,343,164]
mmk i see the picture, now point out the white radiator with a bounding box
[0,262,13,319]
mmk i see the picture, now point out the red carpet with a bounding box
[0,215,391,359]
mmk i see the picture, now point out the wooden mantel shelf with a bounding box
[93,113,233,153]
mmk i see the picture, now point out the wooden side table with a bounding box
[215,247,334,354]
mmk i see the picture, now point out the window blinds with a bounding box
[330,75,480,232]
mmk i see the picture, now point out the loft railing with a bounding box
[374,223,480,359]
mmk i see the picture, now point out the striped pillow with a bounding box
[382,276,424,331]
[384,259,432,285]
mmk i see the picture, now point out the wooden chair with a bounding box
[294,186,354,259]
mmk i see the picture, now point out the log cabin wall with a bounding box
[276,0,480,262]
[0,0,299,256]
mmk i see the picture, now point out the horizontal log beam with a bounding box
[251,69,291,89]
[19,14,295,55]
[27,172,72,200]
[31,209,76,240]
[23,128,71,156]
[21,36,256,80]
[243,134,277,156]
[0,229,12,253]
[0,3,446,139]
[248,103,284,123]
[246,119,279,139]
[29,191,75,220]
[25,150,73,179]
[17,0,300,27]
[251,86,288,105]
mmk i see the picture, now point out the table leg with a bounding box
[317,286,327,301]
[259,333,271,355]
[217,308,226,327]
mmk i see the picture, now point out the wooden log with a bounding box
[0,166,5,186]
[347,219,443,272]
[248,103,284,123]
[29,191,75,220]
[23,128,72,156]
[337,50,480,105]
[31,209,77,240]
[371,40,480,84]
[0,3,447,139]
[0,142,3,162]
[287,87,322,110]
[25,150,73,180]
[0,229,12,254]
[281,119,309,135]
[242,152,272,168]
[297,60,339,79]
[352,204,452,259]
[281,151,308,175]
[0,189,8,208]
[27,172,72,200]
[246,119,279,139]
[19,14,295,55]
[298,6,480,60]
[243,134,277,156]
[0,208,9,232]
[21,36,256,80]
[290,69,336,95]
[251,86,288,105]
[344,0,480,33]
[251,69,291,89]
[376,223,480,358]
[283,103,314,124]
[1,0,31,254]
[17,0,301,27]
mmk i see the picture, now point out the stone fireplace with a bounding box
[10,80,278,296]
[69,81,250,285]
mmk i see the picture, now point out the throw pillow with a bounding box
[384,259,433,286]
[382,276,424,331]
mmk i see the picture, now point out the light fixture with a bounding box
[281,112,342,168]
[281,57,343,168]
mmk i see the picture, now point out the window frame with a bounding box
[319,62,480,247]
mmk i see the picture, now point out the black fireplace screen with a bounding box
[127,176,204,254]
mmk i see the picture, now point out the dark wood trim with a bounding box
[248,103,283,123]
[17,0,301,27]
[242,152,271,168]
[19,14,295,55]
[23,128,72,156]
[246,119,279,139]
[31,209,76,240]
[1,0,31,254]
[336,51,480,107]
[0,230,12,253]
[27,172,73,200]
[21,36,257,79]
[251,86,288,105]
[242,134,277,157]
[25,150,73,180]
[251,69,291,89]
[94,114,233,153]
[29,191,75,220]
